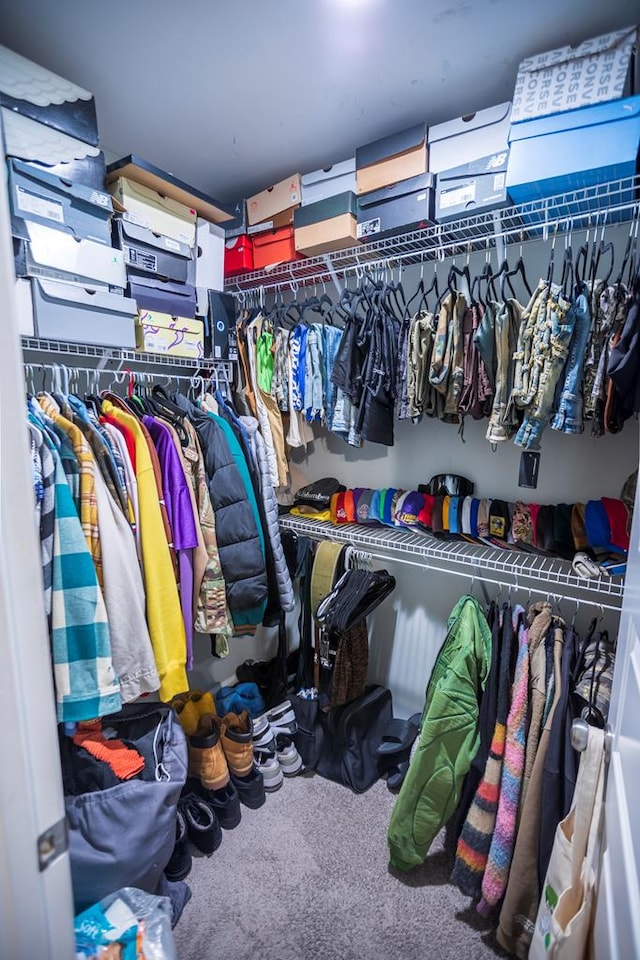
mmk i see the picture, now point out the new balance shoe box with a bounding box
[31,277,136,348]
[204,290,237,361]
[2,108,106,190]
[356,172,435,241]
[115,219,195,285]
[429,103,511,172]
[429,102,511,221]
[14,277,34,335]
[436,152,509,221]
[247,174,301,226]
[0,44,99,146]
[194,217,224,315]
[294,191,359,255]
[224,234,253,276]
[356,123,428,195]
[8,158,112,245]
[224,199,247,239]
[136,310,204,360]
[108,176,197,248]
[15,221,125,290]
[506,95,640,206]
[301,158,356,205]
[127,274,197,319]
[106,154,233,225]
[511,26,639,124]
[253,226,303,269]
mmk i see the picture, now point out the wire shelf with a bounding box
[280,515,625,610]
[20,337,232,375]
[228,175,640,295]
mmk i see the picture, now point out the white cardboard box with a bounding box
[428,102,511,173]
[20,221,125,288]
[194,217,224,292]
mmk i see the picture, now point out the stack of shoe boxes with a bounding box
[0,44,136,347]
[246,173,305,270]
[294,158,359,256]
[506,26,640,207]
[429,103,512,222]
[107,155,233,360]
[356,123,434,240]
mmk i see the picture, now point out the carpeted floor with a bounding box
[172,771,506,960]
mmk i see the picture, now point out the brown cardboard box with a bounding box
[247,174,301,225]
[295,214,359,256]
[356,123,428,195]
[247,207,296,235]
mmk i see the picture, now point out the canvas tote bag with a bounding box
[530,725,605,959]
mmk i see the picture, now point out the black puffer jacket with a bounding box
[176,396,267,627]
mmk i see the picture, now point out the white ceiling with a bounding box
[0,0,637,205]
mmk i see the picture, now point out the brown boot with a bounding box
[220,711,254,778]
[171,690,217,737]
[188,714,229,791]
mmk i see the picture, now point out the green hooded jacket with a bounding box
[388,594,492,871]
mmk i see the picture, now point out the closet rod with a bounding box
[23,363,205,388]
[280,516,624,611]
[342,546,620,613]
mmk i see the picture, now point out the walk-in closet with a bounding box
[1,3,639,959]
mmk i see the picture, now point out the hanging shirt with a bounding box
[38,393,102,585]
[143,415,199,670]
[102,400,188,702]
[45,436,120,721]
[100,421,141,561]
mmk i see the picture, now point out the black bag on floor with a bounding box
[315,685,393,793]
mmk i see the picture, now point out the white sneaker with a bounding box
[252,714,283,792]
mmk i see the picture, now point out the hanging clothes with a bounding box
[176,394,268,635]
[101,399,188,702]
[143,414,200,669]
[387,595,492,871]
[497,619,565,956]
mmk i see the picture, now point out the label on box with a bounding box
[123,210,151,229]
[125,246,158,273]
[248,220,274,235]
[144,333,169,352]
[16,186,64,224]
[417,192,427,202]
[440,182,476,210]
[493,173,506,191]
[357,217,381,240]
[164,237,181,251]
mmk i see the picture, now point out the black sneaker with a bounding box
[164,809,192,881]
[231,765,266,810]
[180,793,222,855]
[189,776,242,830]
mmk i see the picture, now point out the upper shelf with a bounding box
[279,514,625,611]
[20,336,230,371]
[227,175,640,294]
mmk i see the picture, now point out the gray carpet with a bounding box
[173,772,505,960]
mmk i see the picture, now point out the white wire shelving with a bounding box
[279,514,625,611]
[20,336,233,379]
[227,175,640,295]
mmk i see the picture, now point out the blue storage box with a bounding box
[506,95,640,206]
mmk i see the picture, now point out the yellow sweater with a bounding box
[102,401,187,700]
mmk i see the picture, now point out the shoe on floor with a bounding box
[252,716,284,791]
[171,689,217,736]
[267,700,298,740]
[188,714,230,792]
[277,740,303,777]
[164,809,192,882]
[231,765,266,809]
[189,777,242,830]
[220,710,254,778]
[179,793,222,855]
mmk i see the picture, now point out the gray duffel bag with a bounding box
[59,702,188,912]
